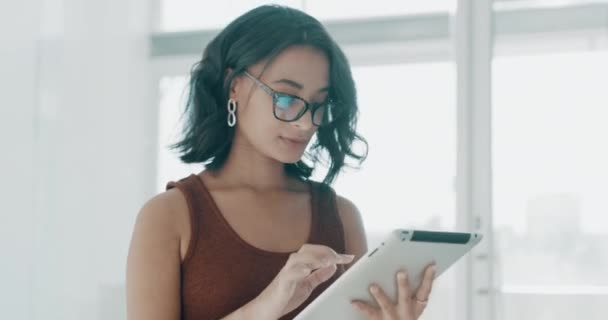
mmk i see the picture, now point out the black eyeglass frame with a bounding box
[242,70,340,127]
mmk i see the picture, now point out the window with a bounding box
[160,0,303,31]
[157,76,203,191]
[321,63,456,246]
[158,0,454,31]
[492,50,608,320]
[333,62,457,320]
[305,0,454,21]
[494,0,608,10]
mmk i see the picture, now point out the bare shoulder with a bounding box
[133,188,191,260]
[126,189,191,320]
[335,194,361,221]
[334,193,368,265]
[137,189,188,235]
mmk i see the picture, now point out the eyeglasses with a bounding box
[243,71,341,127]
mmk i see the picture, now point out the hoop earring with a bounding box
[227,98,237,127]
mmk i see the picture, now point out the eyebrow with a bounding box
[272,78,330,93]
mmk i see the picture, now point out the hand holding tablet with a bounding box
[294,229,483,320]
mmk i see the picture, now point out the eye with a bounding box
[313,100,342,125]
[313,100,332,113]
[274,94,297,110]
[274,93,304,110]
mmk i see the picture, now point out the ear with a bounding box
[225,68,239,98]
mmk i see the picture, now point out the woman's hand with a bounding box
[252,244,355,319]
[351,264,436,320]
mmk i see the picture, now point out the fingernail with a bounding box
[398,271,407,280]
[370,285,378,293]
[340,254,355,261]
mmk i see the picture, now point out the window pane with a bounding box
[493,51,608,320]
[305,0,455,21]
[157,76,203,192]
[160,0,302,31]
[324,63,456,242]
[314,63,457,320]
[494,0,608,10]
[159,1,455,31]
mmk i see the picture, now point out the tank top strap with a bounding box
[165,173,211,264]
[309,181,346,254]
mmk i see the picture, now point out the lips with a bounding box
[280,136,308,144]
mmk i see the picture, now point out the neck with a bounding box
[208,134,298,191]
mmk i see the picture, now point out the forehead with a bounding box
[262,45,330,86]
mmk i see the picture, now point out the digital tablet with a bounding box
[294,229,483,320]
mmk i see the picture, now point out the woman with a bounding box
[126,5,436,320]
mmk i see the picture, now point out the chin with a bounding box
[269,146,306,164]
[275,153,304,164]
[271,138,309,164]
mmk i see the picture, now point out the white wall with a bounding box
[0,1,40,318]
[1,1,154,319]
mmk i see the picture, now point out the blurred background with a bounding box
[2,0,608,319]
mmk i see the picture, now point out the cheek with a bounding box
[239,101,281,142]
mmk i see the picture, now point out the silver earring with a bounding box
[227,98,237,127]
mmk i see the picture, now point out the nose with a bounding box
[290,109,315,131]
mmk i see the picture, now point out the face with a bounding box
[229,45,330,164]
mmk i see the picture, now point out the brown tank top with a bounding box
[166,174,347,320]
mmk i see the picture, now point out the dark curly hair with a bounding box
[172,5,367,184]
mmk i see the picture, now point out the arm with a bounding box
[126,193,182,320]
[335,195,368,270]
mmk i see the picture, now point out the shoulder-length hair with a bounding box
[172,5,367,184]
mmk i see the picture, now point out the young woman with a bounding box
[127,5,436,320]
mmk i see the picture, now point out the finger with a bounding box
[288,251,330,272]
[297,244,355,265]
[305,264,337,288]
[414,264,437,302]
[289,250,353,271]
[287,252,324,272]
[298,243,338,256]
[396,270,412,306]
[351,300,379,318]
[369,284,393,311]
[282,262,313,283]
[281,254,322,284]
[283,254,344,284]
[293,266,338,300]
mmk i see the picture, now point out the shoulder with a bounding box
[137,188,188,233]
[314,183,364,238]
[321,184,368,265]
[127,189,187,319]
[334,194,360,223]
[133,187,191,259]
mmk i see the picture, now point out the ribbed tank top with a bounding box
[166,174,346,320]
